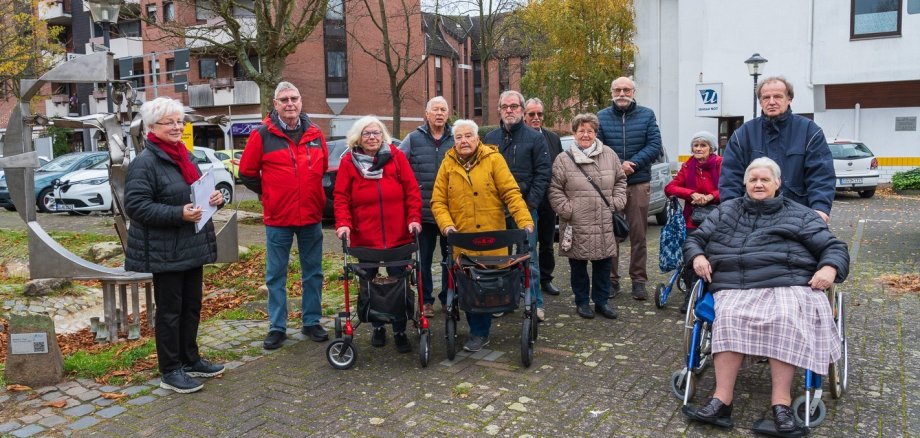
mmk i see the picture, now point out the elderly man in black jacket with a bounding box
[399,96,453,317]
[524,97,563,296]
[484,90,552,320]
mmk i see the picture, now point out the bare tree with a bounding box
[130,0,327,114]
[344,0,430,135]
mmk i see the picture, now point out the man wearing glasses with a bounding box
[523,97,563,297]
[597,76,662,301]
[239,81,330,350]
[483,90,552,321]
[719,76,835,222]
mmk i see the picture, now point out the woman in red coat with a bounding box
[665,131,722,229]
[334,116,423,353]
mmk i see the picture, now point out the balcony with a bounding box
[44,94,75,118]
[89,89,147,114]
[85,37,143,61]
[185,16,257,50]
[188,80,260,107]
[38,0,72,25]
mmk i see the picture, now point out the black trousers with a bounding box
[153,266,203,374]
[537,201,557,285]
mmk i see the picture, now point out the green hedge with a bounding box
[892,167,920,190]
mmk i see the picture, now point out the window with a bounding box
[165,58,176,81]
[473,61,482,116]
[163,1,175,22]
[196,0,215,21]
[146,4,157,22]
[499,58,509,93]
[116,20,141,38]
[324,0,348,98]
[435,57,443,97]
[851,0,902,39]
[234,55,260,79]
[199,58,217,79]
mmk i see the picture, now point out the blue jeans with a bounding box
[418,222,447,305]
[265,224,324,333]
[507,208,542,307]
[466,312,493,338]
[569,257,613,306]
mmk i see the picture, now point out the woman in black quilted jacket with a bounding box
[124,97,225,394]
[681,157,849,433]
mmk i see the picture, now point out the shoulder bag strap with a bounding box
[566,151,611,209]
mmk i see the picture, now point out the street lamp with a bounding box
[744,53,768,119]
[86,0,123,117]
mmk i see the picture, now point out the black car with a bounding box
[322,138,350,219]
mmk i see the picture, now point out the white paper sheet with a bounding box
[190,170,217,232]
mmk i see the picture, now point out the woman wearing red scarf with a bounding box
[124,97,225,394]
[665,131,722,229]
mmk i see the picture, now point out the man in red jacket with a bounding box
[239,82,330,350]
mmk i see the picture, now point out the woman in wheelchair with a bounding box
[334,116,423,353]
[682,157,849,433]
[431,119,534,352]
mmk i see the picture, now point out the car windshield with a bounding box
[90,161,108,170]
[830,143,874,160]
[39,154,84,172]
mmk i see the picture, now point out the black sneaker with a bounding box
[371,326,386,347]
[302,325,329,342]
[183,358,225,378]
[159,369,203,394]
[611,281,621,298]
[394,332,411,353]
[263,330,287,350]
[463,335,490,352]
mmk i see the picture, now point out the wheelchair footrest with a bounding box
[752,419,809,437]
[681,405,734,429]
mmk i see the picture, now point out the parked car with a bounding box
[322,138,350,219]
[0,151,108,212]
[828,139,879,198]
[52,147,235,215]
[559,135,672,224]
[214,148,244,182]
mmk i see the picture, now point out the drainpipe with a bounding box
[807,0,815,89]
[854,103,860,140]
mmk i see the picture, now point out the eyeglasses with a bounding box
[526,111,543,118]
[275,96,301,104]
[499,104,521,111]
[575,129,595,135]
[155,120,183,127]
[612,88,634,94]
[361,131,383,138]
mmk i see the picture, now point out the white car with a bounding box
[53,147,235,215]
[829,140,879,198]
[560,135,673,223]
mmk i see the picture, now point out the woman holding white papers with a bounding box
[124,97,225,394]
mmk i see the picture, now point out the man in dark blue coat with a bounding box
[484,90,552,320]
[597,76,662,300]
[399,96,453,317]
[719,76,835,222]
[524,97,563,297]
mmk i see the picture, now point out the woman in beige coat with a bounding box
[549,113,627,320]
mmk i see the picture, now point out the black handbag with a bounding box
[567,151,629,240]
[690,205,716,226]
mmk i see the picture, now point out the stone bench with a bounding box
[97,272,154,343]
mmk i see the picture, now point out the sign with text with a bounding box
[10,333,49,355]
[695,83,723,117]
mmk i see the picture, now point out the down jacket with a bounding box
[597,101,662,185]
[548,140,628,260]
[333,144,422,249]
[483,119,551,209]
[238,111,328,226]
[124,139,217,273]
[719,108,835,215]
[683,195,849,293]
[399,123,453,224]
[431,143,533,256]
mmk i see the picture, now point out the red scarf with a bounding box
[147,132,199,184]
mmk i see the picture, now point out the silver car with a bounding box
[560,136,672,224]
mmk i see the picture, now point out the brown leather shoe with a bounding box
[423,303,435,318]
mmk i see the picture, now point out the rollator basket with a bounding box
[455,264,523,314]
[356,270,415,324]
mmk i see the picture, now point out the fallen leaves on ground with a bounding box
[44,399,68,408]
[6,384,32,392]
[101,392,128,400]
[877,273,920,293]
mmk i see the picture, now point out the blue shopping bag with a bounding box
[659,197,686,272]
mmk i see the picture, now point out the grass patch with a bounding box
[237,200,263,214]
[0,363,5,387]
[64,339,157,380]
[201,348,243,363]
[0,228,116,264]
[213,307,263,321]
[452,382,472,398]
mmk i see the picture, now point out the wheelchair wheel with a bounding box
[655,283,667,309]
[682,284,700,358]
[792,395,827,427]
[521,315,534,367]
[670,368,695,401]
[828,289,848,399]
[530,301,539,341]
[445,314,457,361]
[419,329,430,368]
[326,340,357,370]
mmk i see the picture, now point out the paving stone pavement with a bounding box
[2,194,918,437]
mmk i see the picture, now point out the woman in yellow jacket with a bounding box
[432,119,534,352]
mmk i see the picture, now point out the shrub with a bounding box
[891,168,920,190]
[478,125,498,139]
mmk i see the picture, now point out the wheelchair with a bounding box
[672,280,849,432]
